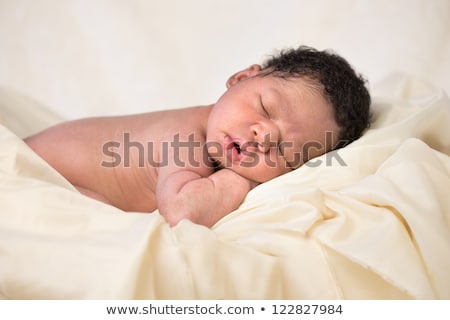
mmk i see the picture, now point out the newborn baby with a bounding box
[24,46,371,227]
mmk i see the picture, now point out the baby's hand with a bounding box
[157,167,258,227]
[216,168,259,191]
[222,168,260,190]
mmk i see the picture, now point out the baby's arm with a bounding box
[156,146,258,227]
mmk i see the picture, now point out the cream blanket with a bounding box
[0,75,449,299]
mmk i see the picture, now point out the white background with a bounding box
[1,0,449,119]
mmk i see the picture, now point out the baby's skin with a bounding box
[25,65,339,227]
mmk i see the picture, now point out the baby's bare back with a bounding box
[25,105,213,212]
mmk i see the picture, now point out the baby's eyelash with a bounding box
[260,97,270,118]
[261,101,270,118]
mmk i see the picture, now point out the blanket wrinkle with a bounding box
[1,76,450,299]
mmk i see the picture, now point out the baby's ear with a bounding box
[226,64,262,88]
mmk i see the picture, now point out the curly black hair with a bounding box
[261,46,371,148]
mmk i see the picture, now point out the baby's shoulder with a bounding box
[155,105,211,139]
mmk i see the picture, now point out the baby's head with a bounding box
[261,46,371,147]
[207,46,371,182]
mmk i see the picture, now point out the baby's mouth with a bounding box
[222,136,243,162]
[233,142,241,154]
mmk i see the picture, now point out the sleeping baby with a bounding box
[24,46,371,227]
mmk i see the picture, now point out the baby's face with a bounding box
[206,73,340,183]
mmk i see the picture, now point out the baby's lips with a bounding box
[222,136,244,162]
